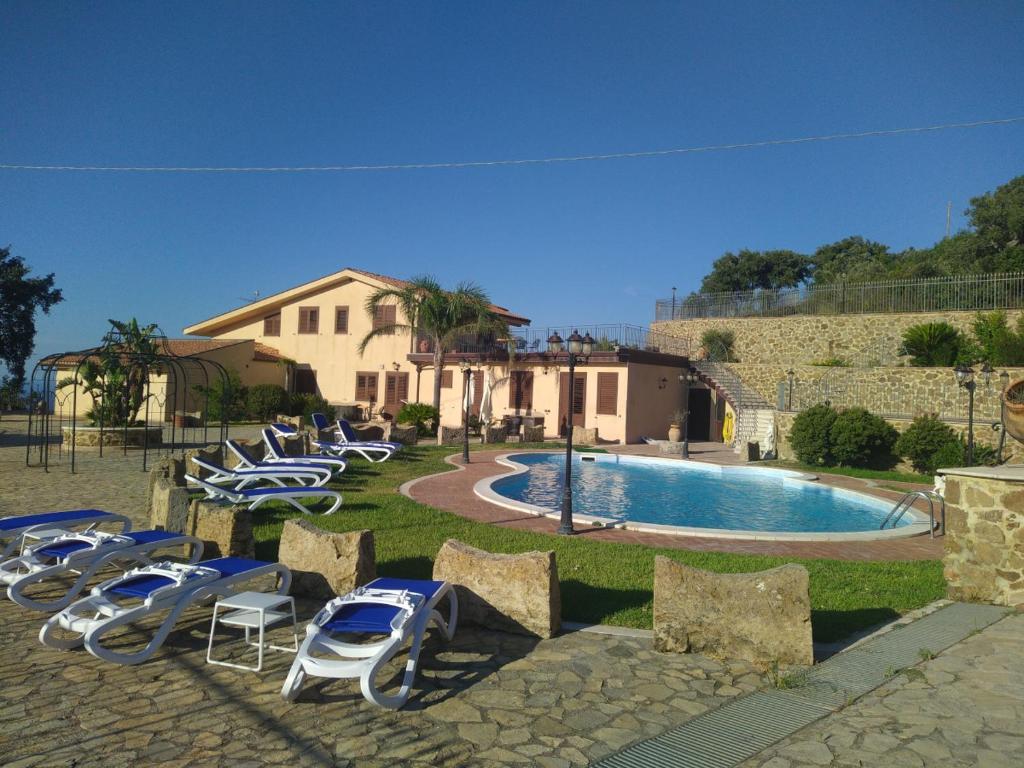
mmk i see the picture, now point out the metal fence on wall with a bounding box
[655,272,1024,321]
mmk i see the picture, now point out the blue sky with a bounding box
[2,1,1023,370]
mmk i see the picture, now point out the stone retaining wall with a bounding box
[654,310,1024,367]
[942,469,1024,606]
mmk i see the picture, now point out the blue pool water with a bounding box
[491,454,906,533]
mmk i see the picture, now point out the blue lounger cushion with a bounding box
[126,530,186,545]
[272,422,297,434]
[36,540,95,559]
[108,557,271,598]
[0,509,112,531]
[322,577,448,634]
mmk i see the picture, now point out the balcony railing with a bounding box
[416,324,689,358]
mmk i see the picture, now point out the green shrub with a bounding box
[930,440,965,471]
[809,357,851,367]
[972,310,1024,366]
[289,393,335,426]
[895,414,960,473]
[898,322,965,367]
[789,404,838,465]
[193,369,247,423]
[396,402,440,435]
[828,408,898,468]
[700,328,737,361]
[246,384,290,421]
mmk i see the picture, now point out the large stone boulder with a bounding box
[279,433,310,457]
[186,499,255,559]
[150,476,192,533]
[482,424,508,444]
[278,519,376,599]
[432,539,560,638]
[352,423,385,442]
[653,557,812,666]
[439,426,467,446]
[571,427,598,446]
[522,424,545,443]
[387,423,419,446]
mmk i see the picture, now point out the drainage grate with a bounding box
[593,602,1008,768]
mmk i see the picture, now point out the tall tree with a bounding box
[810,237,895,284]
[0,247,63,390]
[699,249,810,293]
[358,276,507,412]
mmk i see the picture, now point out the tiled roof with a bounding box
[253,342,283,362]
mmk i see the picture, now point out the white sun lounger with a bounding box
[3,529,203,612]
[225,439,346,478]
[281,577,457,709]
[336,419,403,451]
[260,429,351,474]
[186,474,343,516]
[190,456,332,489]
[269,422,298,438]
[0,510,132,560]
[311,421,397,464]
[40,556,291,665]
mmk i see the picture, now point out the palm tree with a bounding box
[358,276,507,412]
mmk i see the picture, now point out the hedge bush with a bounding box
[828,408,898,469]
[789,404,838,465]
[289,393,335,426]
[700,328,737,361]
[894,414,960,474]
[246,384,290,422]
[898,322,966,366]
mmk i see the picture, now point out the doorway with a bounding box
[687,387,711,441]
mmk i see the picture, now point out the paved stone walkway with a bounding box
[740,612,1024,768]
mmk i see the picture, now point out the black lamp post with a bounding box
[955,363,991,466]
[460,359,471,464]
[548,329,595,535]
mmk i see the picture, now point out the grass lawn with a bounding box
[762,459,933,485]
[251,446,944,644]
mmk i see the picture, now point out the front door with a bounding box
[558,372,586,436]
[383,372,409,414]
[687,387,711,441]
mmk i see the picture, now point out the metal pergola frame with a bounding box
[26,326,232,473]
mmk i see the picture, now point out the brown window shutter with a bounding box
[397,373,409,402]
[335,306,349,334]
[597,372,618,415]
[373,305,397,334]
[263,313,281,336]
[441,369,453,389]
[298,306,319,334]
[356,372,378,401]
[295,369,317,395]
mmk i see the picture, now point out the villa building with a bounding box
[183,267,696,443]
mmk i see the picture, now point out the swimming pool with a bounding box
[477,453,931,541]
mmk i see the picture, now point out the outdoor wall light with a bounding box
[658,377,668,389]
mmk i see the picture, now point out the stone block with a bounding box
[653,557,813,666]
[150,476,192,533]
[278,519,376,599]
[432,539,561,638]
[275,414,302,430]
[483,425,508,444]
[522,425,545,443]
[279,433,310,457]
[439,425,467,445]
[352,423,385,442]
[387,423,419,446]
[183,444,224,478]
[186,499,255,559]
[571,427,598,446]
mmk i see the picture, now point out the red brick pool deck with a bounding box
[404,442,943,561]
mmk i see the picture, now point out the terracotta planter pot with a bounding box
[668,424,682,443]
[1003,378,1024,444]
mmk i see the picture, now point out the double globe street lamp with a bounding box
[954,362,993,467]
[547,330,595,535]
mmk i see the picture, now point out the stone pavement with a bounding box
[740,612,1024,768]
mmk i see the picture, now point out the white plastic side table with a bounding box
[206,591,298,672]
